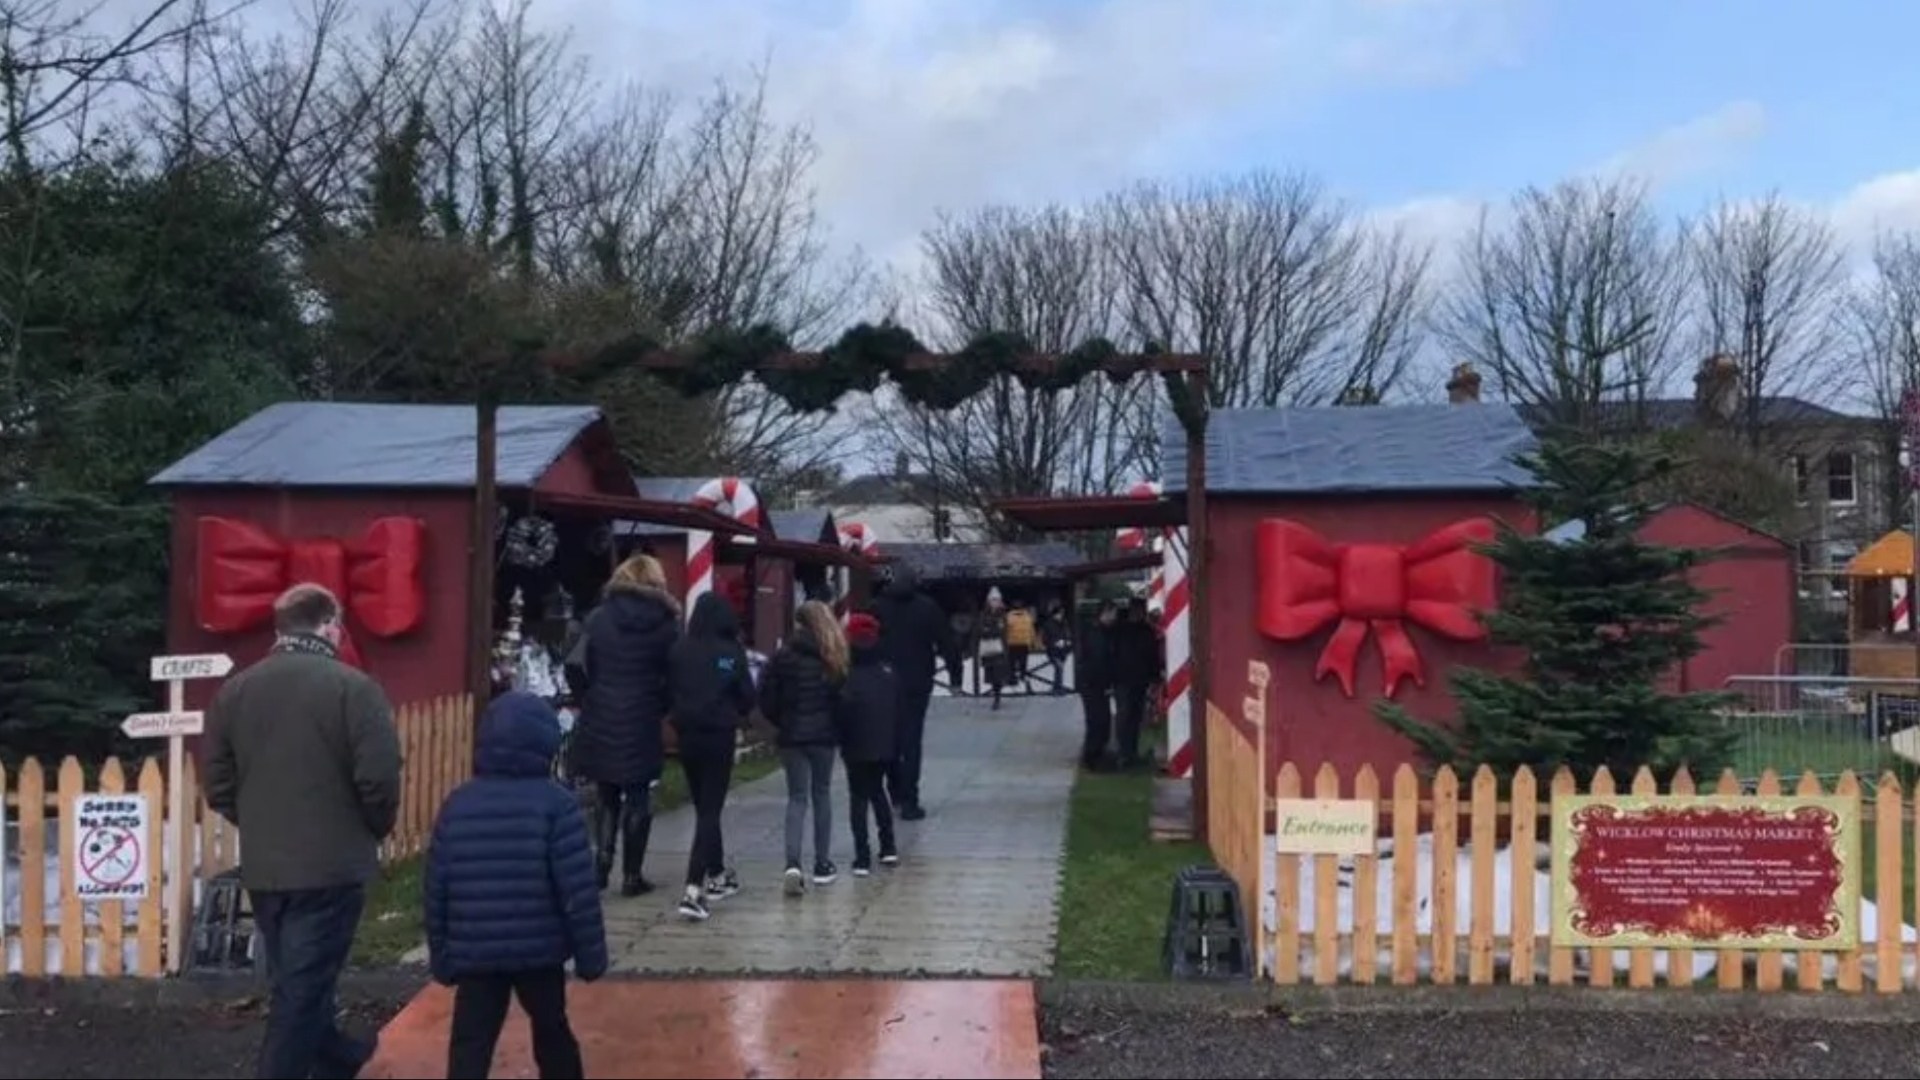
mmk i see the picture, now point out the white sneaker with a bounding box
[677,888,710,921]
[783,866,805,897]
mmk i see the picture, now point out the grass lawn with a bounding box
[352,744,783,967]
[1053,766,1208,981]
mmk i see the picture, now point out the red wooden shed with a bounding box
[1547,501,1793,693]
[147,402,750,711]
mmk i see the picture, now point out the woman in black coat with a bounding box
[566,553,681,896]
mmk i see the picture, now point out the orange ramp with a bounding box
[361,977,1043,1079]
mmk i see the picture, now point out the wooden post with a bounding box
[469,394,499,710]
[1185,367,1211,843]
[166,676,190,974]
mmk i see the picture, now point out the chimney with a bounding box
[1694,353,1741,423]
[1446,362,1482,404]
[893,450,911,478]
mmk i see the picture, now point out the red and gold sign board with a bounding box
[1549,795,1861,951]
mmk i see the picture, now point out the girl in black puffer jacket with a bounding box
[758,600,849,895]
[566,554,681,897]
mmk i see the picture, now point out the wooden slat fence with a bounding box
[3,694,471,978]
[1204,695,1267,926]
[1260,761,1920,992]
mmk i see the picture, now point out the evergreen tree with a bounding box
[1375,437,1739,782]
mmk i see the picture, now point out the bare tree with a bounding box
[1103,171,1428,409]
[1437,177,1688,430]
[0,0,219,171]
[1850,230,1920,419]
[1690,192,1847,440]
[862,203,1150,536]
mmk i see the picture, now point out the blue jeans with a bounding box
[251,884,373,1079]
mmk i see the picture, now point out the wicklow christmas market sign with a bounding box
[1549,793,1862,951]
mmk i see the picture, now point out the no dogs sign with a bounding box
[73,793,150,902]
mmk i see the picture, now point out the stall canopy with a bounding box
[1848,530,1914,578]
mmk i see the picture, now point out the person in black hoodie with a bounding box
[565,553,681,896]
[836,612,899,875]
[759,599,849,895]
[866,564,961,820]
[667,592,756,921]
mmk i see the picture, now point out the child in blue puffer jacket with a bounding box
[426,691,608,1080]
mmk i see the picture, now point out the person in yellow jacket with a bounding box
[1004,602,1036,688]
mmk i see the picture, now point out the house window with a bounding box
[1788,455,1810,500]
[1827,542,1858,599]
[1828,452,1857,505]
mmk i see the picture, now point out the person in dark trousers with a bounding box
[1109,599,1165,770]
[867,563,961,819]
[565,553,680,896]
[425,691,608,1080]
[203,583,403,1080]
[1076,601,1120,770]
[667,592,756,921]
[759,600,850,895]
[836,612,900,875]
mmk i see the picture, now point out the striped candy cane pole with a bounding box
[686,477,763,619]
[836,522,878,616]
[1160,525,1194,777]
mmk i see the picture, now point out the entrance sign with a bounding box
[146,651,233,973]
[73,794,150,902]
[1550,794,1860,951]
[1274,799,1378,855]
[150,654,234,681]
[121,711,205,739]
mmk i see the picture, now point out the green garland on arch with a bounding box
[560,321,1175,418]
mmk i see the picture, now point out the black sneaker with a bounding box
[812,860,838,885]
[878,850,900,867]
[677,888,710,921]
[852,858,872,877]
[783,866,805,897]
[704,870,740,900]
[899,805,927,822]
[620,876,655,898]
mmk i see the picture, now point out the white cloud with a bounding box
[1594,100,1768,188]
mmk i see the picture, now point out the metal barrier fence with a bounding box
[1720,675,1920,786]
[1772,642,1910,678]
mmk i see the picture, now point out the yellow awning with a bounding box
[1847,530,1914,577]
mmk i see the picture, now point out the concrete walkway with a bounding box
[603,693,1081,976]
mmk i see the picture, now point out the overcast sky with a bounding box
[145,0,1919,276]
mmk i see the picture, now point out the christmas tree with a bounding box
[1375,436,1738,782]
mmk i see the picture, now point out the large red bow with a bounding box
[1255,517,1497,698]
[195,516,427,666]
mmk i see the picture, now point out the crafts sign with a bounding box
[73,794,150,902]
[1549,795,1861,951]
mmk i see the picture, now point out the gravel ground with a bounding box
[6,976,1920,1079]
[1041,999,1920,1079]
[0,978,414,1080]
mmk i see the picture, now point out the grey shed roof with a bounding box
[770,508,834,544]
[1161,404,1538,496]
[149,401,605,489]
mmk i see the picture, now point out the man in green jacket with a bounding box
[205,583,403,1079]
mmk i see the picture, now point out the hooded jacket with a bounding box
[668,592,756,757]
[835,642,898,763]
[424,692,608,983]
[567,580,680,786]
[866,564,962,694]
[757,626,841,747]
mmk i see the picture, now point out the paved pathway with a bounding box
[603,693,1081,976]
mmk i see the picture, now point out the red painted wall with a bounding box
[164,438,619,715]
[1204,493,1537,784]
[165,488,474,713]
[1636,504,1792,693]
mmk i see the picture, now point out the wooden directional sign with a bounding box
[121,711,205,739]
[150,654,233,681]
